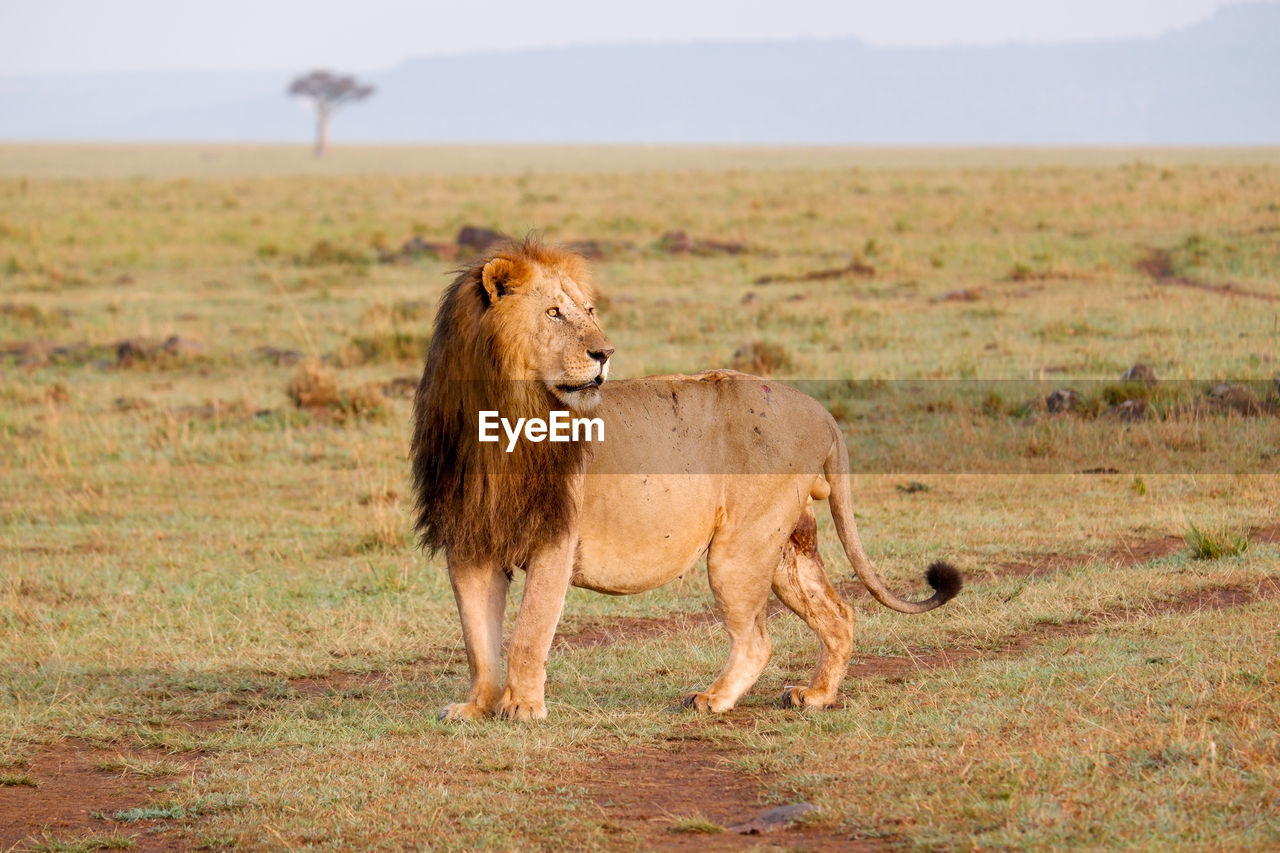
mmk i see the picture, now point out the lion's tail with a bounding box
[823,429,962,614]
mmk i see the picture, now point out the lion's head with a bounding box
[474,241,612,410]
[410,237,612,567]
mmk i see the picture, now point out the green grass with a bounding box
[666,814,725,833]
[1,145,1277,851]
[111,805,188,822]
[1185,520,1251,559]
[28,836,134,852]
[0,772,39,787]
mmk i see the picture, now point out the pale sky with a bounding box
[0,0,1262,74]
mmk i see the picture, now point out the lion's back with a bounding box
[589,374,837,476]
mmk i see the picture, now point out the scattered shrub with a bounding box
[1,302,70,328]
[300,240,369,267]
[286,360,386,421]
[731,340,794,376]
[286,359,340,409]
[1185,521,1249,560]
[338,332,430,366]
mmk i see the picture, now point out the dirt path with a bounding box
[0,742,203,852]
[1136,247,1280,303]
[572,740,889,851]
[994,523,1280,580]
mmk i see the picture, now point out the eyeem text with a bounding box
[478,410,605,452]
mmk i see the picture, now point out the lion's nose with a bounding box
[589,346,614,364]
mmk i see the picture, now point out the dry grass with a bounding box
[3,142,1279,180]
[1,145,1277,851]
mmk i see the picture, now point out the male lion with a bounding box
[412,237,961,721]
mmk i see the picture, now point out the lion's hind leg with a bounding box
[772,507,855,710]
[683,534,778,714]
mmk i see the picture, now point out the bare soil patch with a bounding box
[997,523,1280,580]
[286,669,402,699]
[0,741,201,852]
[574,739,889,851]
[556,612,719,649]
[754,259,876,285]
[1137,247,1280,302]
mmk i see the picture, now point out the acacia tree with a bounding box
[287,69,374,157]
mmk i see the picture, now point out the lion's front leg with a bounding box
[440,559,509,721]
[495,533,577,721]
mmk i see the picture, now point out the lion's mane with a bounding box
[410,237,591,568]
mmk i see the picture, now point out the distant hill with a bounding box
[2,3,1277,144]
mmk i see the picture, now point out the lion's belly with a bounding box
[571,473,720,595]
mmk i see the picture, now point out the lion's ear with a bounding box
[481,257,519,303]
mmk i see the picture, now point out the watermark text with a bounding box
[478,410,604,452]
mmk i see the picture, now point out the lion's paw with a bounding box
[438,702,492,722]
[681,691,733,713]
[780,686,835,710]
[495,696,547,722]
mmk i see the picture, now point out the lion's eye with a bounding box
[586,306,596,316]
[546,307,561,319]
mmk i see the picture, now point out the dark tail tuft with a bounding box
[925,561,963,604]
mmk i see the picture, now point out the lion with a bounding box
[411,237,961,721]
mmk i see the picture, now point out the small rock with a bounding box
[456,225,503,255]
[657,230,694,253]
[931,288,982,303]
[1045,388,1082,414]
[398,236,457,262]
[727,803,818,835]
[1110,399,1148,421]
[1207,383,1261,416]
[1120,363,1158,385]
[115,338,157,366]
[162,335,206,357]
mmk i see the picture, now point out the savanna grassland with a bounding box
[1,144,1279,851]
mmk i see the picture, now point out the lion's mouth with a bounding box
[557,375,604,394]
